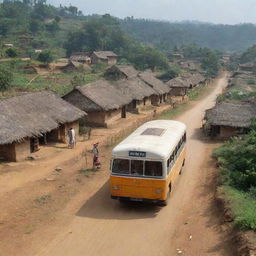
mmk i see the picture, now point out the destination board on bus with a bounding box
[128,151,146,157]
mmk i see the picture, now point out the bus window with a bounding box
[145,161,162,177]
[131,160,143,176]
[112,159,130,174]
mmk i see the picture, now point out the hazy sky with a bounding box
[49,0,256,25]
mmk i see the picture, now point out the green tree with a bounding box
[37,49,53,63]
[201,50,220,77]
[5,48,17,58]
[0,66,13,91]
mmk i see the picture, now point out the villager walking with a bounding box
[68,127,76,148]
[92,142,101,169]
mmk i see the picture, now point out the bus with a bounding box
[110,120,186,205]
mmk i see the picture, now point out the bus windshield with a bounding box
[112,159,163,177]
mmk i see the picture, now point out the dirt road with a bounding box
[34,73,236,256]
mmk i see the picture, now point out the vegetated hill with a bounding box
[120,18,256,52]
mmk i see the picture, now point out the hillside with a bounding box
[120,19,256,52]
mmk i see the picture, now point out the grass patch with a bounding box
[223,185,256,231]
[188,84,214,101]
[157,102,190,120]
[34,194,52,205]
[79,168,98,177]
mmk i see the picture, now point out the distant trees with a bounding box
[201,50,220,77]
[121,19,256,52]
[0,0,82,37]
[64,15,170,71]
[240,45,256,63]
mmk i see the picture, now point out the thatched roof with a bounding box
[72,80,132,111]
[180,72,205,87]
[139,71,170,94]
[205,101,256,128]
[0,91,86,145]
[112,77,156,101]
[70,52,91,62]
[105,65,139,80]
[93,51,117,60]
[166,77,190,88]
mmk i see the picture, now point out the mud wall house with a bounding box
[60,60,91,73]
[104,65,139,80]
[70,52,91,64]
[166,77,190,103]
[63,80,132,127]
[0,91,86,162]
[239,63,255,72]
[138,71,171,105]
[104,65,156,111]
[91,51,118,65]
[113,77,157,113]
[205,101,256,138]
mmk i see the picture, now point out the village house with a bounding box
[0,91,86,162]
[138,71,171,105]
[91,51,118,65]
[239,63,255,72]
[181,72,206,88]
[63,80,132,127]
[60,60,91,73]
[104,65,156,110]
[166,77,190,102]
[70,52,91,64]
[204,101,256,138]
[104,65,139,80]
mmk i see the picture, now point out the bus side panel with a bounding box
[166,146,186,195]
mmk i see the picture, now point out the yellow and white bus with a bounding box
[110,120,186,205]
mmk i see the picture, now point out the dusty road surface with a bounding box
[35,72,237,256]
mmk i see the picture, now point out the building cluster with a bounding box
[0,53,207,162]
[204,62,256,138]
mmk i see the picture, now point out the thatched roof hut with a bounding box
[0,91,86,145]
[92,51,117,60]
[166,77,191,88]
[70,52,91,64]
[104,65,139,80]
[180,72,205,87]
[112,77,156,101]
[205,101,256,128]
[138,71,171,94]
[64,80,132,112]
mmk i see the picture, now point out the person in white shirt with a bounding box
[68,128,76,148]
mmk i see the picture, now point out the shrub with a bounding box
[214,129,256,192]
[0,66,13,91]
[37,50,53,63]
[5,48,17,58]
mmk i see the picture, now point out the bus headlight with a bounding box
[155,188,163,194]
[112,185,120,190]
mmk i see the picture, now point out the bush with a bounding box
[5,48,17,58]
[223,186,256,231]
[214,128,256,192]
[0,66,13,91]
[247,79,256,85]
[37,50,53,63]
